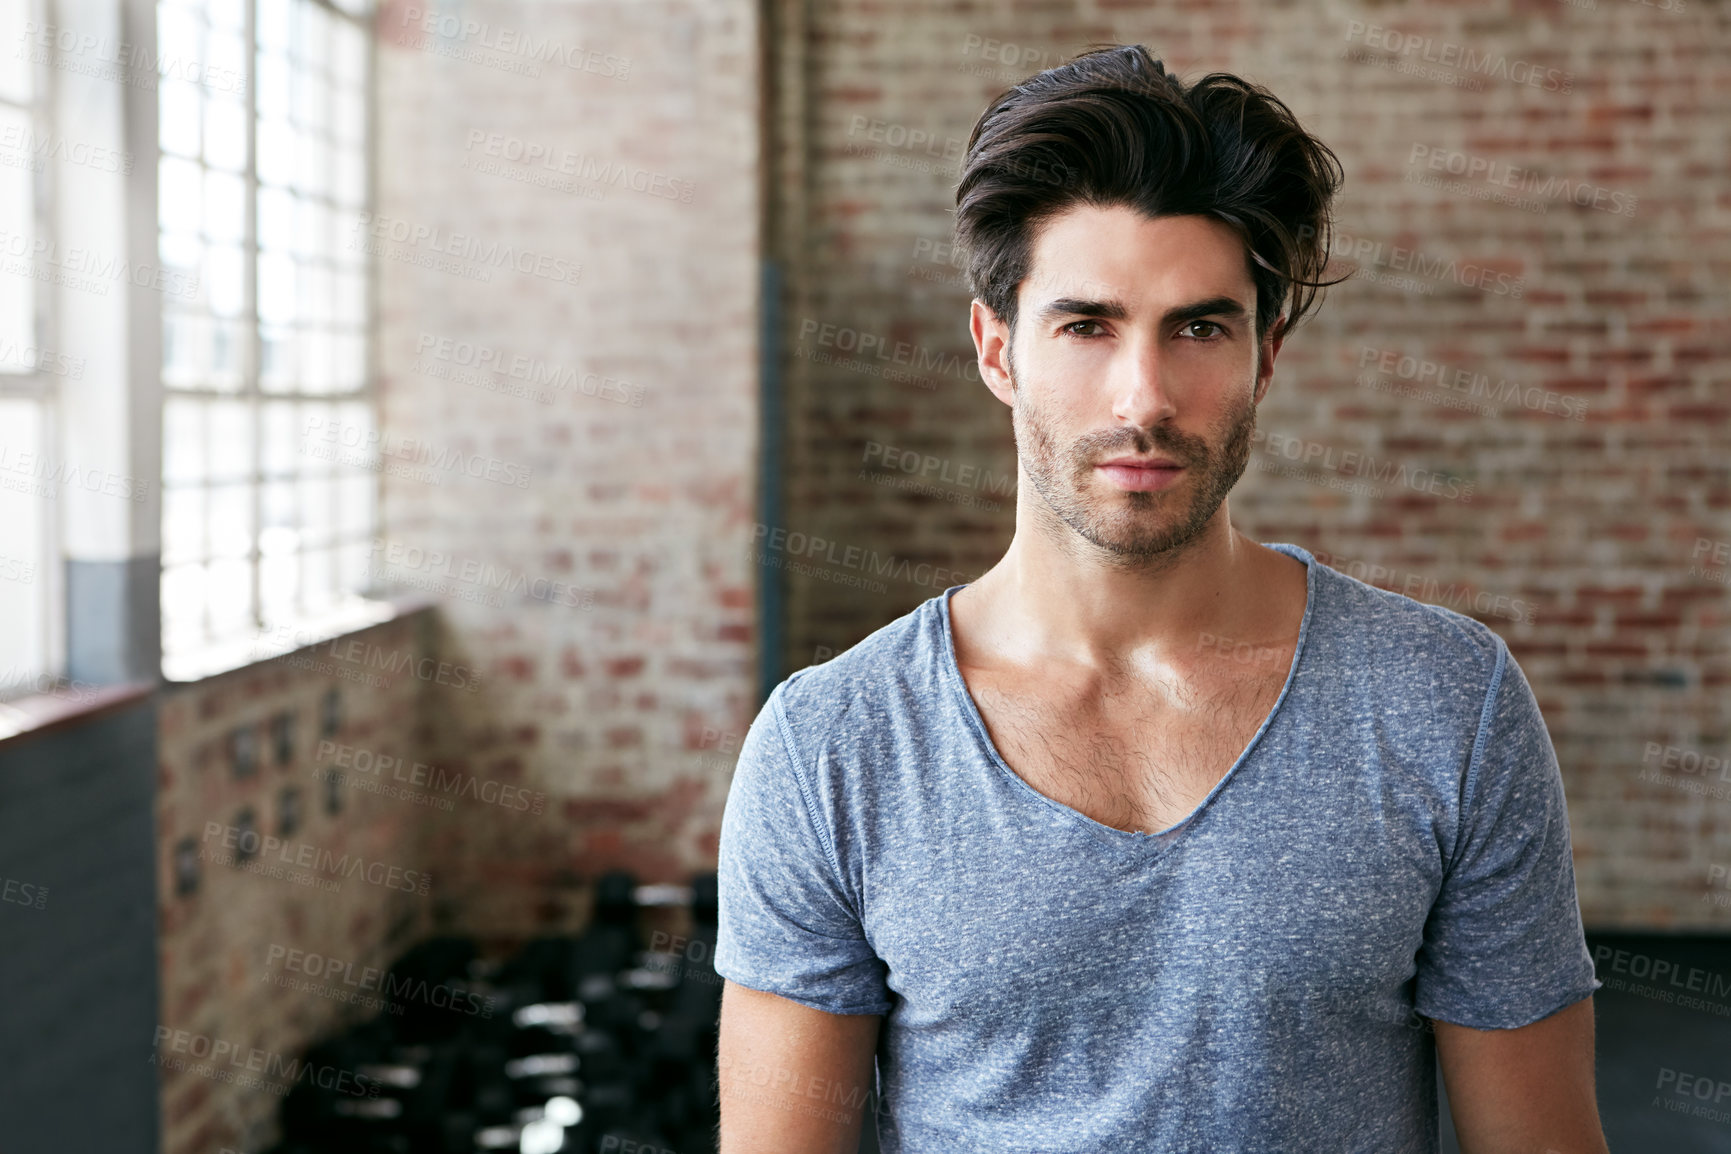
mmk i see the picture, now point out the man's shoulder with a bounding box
[1306,554,1509,684]
[769,590,951,728]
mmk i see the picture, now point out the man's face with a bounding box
[973,205,1280,566]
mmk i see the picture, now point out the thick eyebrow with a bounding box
[1034,295,1250,329]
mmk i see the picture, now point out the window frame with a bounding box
[157,0,382,682]
[0,0,67,701]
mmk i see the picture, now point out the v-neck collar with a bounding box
[934,542,1320,854]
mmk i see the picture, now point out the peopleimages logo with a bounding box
[263,944,496,1018]
[398,7,632,79]
[1357,346,1588,421]
[1408,144,1638,217]
[796,318,982,384]
[1342,20,1573,93]
[1298,225,1525,299]
[350,213,581,285]
[201,821,432,894]
[1251,431,1476,502]
[151,1027,380,1097]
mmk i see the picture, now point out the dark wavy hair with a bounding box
[954,44,1344,345]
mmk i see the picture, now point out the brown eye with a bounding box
[1181,321,1226,340]
[1063,320,1105,337]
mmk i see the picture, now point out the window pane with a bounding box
[207,399,253,482]
[161,562,208,651]
[0,0,34,104]
[261,400,298,478]
[159,157,204,235]
[297,1,330,69]
[162,486,206,565]
[296,197,327,258]
[160,233,203,315]
[334,269,364,325]
[208,484,254,558]
[301,474,335,547]
[210,318,247,391]
[294,126,327,196]
[207,28,247,79]
[332,145,365,208]
[0,105,31,372]
[260,479,295,538]
[259,186,295,251]
[160,79,203,159]
[331,19,365,89]
[260,548,298,623]
[207,556,254,633]
[163,312,214,387]
[206,244,245,317]
[0,399,47,692]
[204,96,248,172]
[207,0,243,32]
[300,262,331,324]
[301,327,332,392]
[204,170,246,243]
[332,85,363,143]
[161,0,376,659]
[163,397,207,486]
[257,118,294,187]
[258,52,290,119]
[337,539,369,593]
[258,250,295,323]
[332,399,374,468]
[257,0,291,54]
[331,330,364,391]
[336,473,373,538]
[259,324,297,390]
[299,401,334,467]
[294,64,328,134]
[158,7,204,97]
[302,548,335,610]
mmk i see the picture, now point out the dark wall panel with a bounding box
[0,699,161,1154]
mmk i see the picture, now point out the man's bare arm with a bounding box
[1433,994,1609,1154]
[717,978,882,1154]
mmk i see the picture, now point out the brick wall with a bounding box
[151,2,763,1142]
[130,6,1730,1147]
[154,612,436,1154]
[370,0,762,937]
[766,0,1731,928]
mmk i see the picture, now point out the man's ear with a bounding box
[1254,315,1287,405]
[970,299,1017,407]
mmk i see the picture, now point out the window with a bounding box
[158,0,379,680]
[0,0,59,701]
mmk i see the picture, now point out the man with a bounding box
[715,44,1606,1153]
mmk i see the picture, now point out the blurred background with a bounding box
[0,0,1726,1150]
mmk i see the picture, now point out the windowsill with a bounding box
[0,681,156,748]
[160,593,441,686]
[0,594,440,750]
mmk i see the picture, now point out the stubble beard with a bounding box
[1013,371,1258,571]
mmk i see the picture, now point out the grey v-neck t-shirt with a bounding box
[714,542,1599,1153]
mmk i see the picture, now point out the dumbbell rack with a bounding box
[263,870,722,1154]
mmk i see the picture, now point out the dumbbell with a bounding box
[571,870,643,981]
[498,935,582,1002]
[279,1030,397,1140]
[382,935,485,1045]
[470,1093,588,1154]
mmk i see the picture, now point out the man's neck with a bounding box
[958,508,1289,671]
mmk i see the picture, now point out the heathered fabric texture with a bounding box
[715,542,1600,1153]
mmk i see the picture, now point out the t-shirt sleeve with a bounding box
[712,685,892,1016]
[1413,642,1602,1029]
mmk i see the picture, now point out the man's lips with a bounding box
[1096,457,1181,469]
[1095,458,1185,491]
